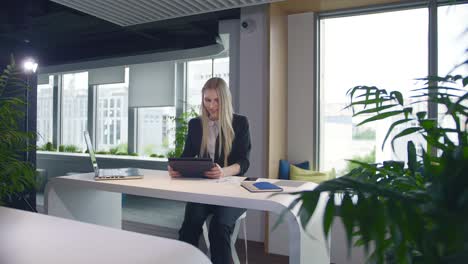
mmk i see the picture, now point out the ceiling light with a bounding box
[23,58,38,73]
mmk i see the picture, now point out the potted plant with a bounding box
[288,61,467,263]
[0,58,36,205]
[166,108,198,158]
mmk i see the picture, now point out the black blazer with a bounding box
[181,114,251,176]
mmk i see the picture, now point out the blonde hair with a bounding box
[200,77,234,166]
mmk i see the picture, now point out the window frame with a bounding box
[183,55,230,112]
[38,55,229,159]
[314,0,467,170]
[92,68,130,153]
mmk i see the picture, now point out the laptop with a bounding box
[83,131,143,180]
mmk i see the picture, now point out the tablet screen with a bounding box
[168,158,214,178]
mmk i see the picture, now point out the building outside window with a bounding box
[61,71,88,151]
[38,56,229,156]
[318,8,428,175]
[137,107,175,157]
[213,57,230,84]
[186,57,230,111]
[96,68,129,152]
[186,59,212,110]
[36,75,54,147]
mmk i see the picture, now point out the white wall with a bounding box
[287,12,316,164]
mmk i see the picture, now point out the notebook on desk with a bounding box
[84,131,143,180]
[241,181,283,193]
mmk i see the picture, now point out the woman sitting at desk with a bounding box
[168,77,251,264]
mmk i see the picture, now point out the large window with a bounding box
[96,68,129,151]
[437,3,468,144]
[186,57,230,110]
[61,72,88,151]
[319,8,428,174]
[213,57,230,84]
[137,107,175,157]
[38,56,228,157]
[37,75,54,147]
[438,3,468,76]
[186,59,212,109]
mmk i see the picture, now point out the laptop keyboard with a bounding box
[99,169,124,177]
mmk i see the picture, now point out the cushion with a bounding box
[278,160,310,180]
[289,164,335,184]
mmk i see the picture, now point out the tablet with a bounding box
[168,157,214,178]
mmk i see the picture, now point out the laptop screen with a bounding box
[84,131,99,173]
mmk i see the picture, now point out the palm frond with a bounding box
[0,60,36,203]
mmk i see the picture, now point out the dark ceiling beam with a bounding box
[1,1,239,67]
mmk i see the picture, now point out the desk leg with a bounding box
[285,194,330,264]
[44,181,121,229]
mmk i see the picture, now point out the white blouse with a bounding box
[208,120,219,161]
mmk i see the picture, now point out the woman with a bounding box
[168,77,251,264]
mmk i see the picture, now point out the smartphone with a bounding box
[243,177,258,181]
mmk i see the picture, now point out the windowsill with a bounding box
[36,150,168,162]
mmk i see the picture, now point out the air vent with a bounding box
[51,0,283,26]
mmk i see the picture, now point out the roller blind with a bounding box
[37,74,50,85]
[129,62,175,108]
[89,66,125,85]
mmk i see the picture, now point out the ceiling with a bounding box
[0,0,241,67]
[274,0,405,13]
[51,0,281,26]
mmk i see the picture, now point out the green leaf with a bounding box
[420,119,437,131]
[348,98,389,108]
[323,195,335,238]
[0,59,36,203]
[390,127,423,151]
[416,111,427,120]
[271,196,302,231]
[353,104,399,116]
[298,191,320,227]
[390,91,404,105]
[407,141,418,175]
[340,193,355,252]
[381,118,413,150]
[357,110,405,127]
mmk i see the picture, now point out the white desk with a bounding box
[0,206,210,264]
[45,169,329,264]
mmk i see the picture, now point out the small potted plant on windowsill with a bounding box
[287,60,467,263]
[0,58,36,205]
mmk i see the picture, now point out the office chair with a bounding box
[202,211,248,264]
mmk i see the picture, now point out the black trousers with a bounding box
[179,202,246,264]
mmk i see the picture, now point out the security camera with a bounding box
[240,18,256,33]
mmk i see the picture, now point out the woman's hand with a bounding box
[204,163,225,179]
[168,165,181,178]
